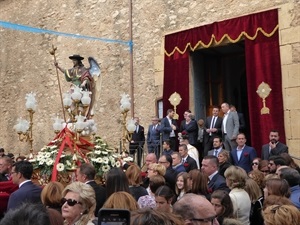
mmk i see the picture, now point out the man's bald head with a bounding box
[145,153,157,168]
[173,193,219,225]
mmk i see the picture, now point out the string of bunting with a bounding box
[0,20,132,48]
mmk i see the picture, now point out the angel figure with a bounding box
[54,54,101,118]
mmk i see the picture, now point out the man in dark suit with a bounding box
[230,133,257,173]
[181,113,198,147]
[77,163,106,217]
[158,154,178,193]
[161,109,178,151]
[204,106,223,156]
[201,155,230,193]
[129,117,145,167]
[7,161,42,211]
[179,110,191,132]
[261,130,288,160]
[221,102,239,151]
[207,136,224,157]
[147,116,161,158]
[178,144,197,173]
[0,156,13,182]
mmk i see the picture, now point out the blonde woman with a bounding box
[218,150,232,177]
[61,182,96,225]
[147,163,166,178]
[263,204,300,225]
[103,191,139,211]
[224,166,251,225]
[244,178,264,225]
[146,163,166,195]
[125,164,148,201]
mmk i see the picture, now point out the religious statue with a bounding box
[54,54,101,118]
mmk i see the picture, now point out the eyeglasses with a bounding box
[61,198,82,206]
[252,162,259,166]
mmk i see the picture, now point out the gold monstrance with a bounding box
[168,92,182,120]
[256,82,272,115]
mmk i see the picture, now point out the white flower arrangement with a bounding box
[30,145,73,177]
[87,136,121,178]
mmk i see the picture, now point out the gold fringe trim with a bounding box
[165,25,279,57]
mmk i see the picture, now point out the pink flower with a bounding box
[244,152,249,157]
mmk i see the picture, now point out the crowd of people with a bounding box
[0,105,299,225]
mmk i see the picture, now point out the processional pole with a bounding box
[49,45,67,122]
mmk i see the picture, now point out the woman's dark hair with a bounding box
[211,190,234,223]
[155,185,174,202]
[188,169,209,195]
[265,178,290,198]
[105,167,130,198]
[149,175,166,194]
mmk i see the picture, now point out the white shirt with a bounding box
[19,180,31,188]
[223,111,230,133]
[208,170,218,182]
[236,145,245,161]
[187,144,200,169]
[167,116,175,137]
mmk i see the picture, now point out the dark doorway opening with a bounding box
[191,41,251,144]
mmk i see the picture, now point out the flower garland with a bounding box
[29,145,73,177]
[87,136,121,178]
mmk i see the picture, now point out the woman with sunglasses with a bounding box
[251,157,261,171]
[61,182,96,225]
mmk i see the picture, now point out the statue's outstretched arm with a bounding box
[54,62,65,74]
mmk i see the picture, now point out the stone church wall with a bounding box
[0,0,299,160]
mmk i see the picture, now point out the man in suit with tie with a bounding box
[7,161,42,211]
[208,136,224,157]
[201,155,230,193]
[0,156,13,182]
[147,116,161,158]
[261,130,288,160]
[230,133,257,173]
[204,106,223,156]
[221,102,239,151]
[178,144,197,173]
[76,163,106,217]
[129,117,145,167]
[161,109,178,151]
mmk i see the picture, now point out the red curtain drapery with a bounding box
[163,9,285,155]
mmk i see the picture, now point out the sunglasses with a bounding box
[252,162,258,166]
[61,198,82,206]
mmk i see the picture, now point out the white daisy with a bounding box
[115,161,121,167]
[56,163,65,171]
[46,159,54,166]
[96,157,103,163]
[94,150,101,155]
[102,165,111,172]
[103,157,109,164]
